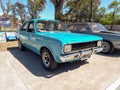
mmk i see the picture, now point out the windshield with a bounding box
[36,20,65,32]
[89,23,108,32]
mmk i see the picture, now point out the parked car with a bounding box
[17,18,103,70]
[66,22,120,53]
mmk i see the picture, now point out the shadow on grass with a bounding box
[7,47,88,78]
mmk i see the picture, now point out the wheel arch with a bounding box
[40,46,57,62]
[103,39,114,47]
[102,39,115,53]
[40,46,50,54]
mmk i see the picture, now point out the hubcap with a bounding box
[102,42,110,53]
[42,52,50,67]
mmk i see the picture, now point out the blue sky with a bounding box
[0,0,119,19]
[100,0,111,8]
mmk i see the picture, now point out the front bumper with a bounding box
[59,47,103,62]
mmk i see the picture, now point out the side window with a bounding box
[37,21,46,32]
[85,25,90,31]
[67,25,75,30]
[57,23,62,30]
[49,23,55,30]
[80,27,87,31]
[21,22,29,31]
[27,21,34,33]
[75,25,87,31]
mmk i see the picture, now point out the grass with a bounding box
[0,41,18,51]
[0,27,18,32]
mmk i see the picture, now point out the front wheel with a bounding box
[101,41,114,53]
[41,48,58,70]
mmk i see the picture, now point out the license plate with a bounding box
[81,50,92,60]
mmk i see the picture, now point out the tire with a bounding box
[18,39,25,51]
[101,41,114,54]
[41,48,58,70]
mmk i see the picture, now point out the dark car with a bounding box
[66,22,120,53]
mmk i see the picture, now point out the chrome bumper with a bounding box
[92,47,103,54]
[60,47,103,62]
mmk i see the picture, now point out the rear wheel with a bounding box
[101,41,114,53]
[18,39,25,51]
[41,48,57,70]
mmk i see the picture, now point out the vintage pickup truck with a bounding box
[17,18,103,70]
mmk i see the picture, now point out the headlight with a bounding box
[97,41,102,47]
[63,44,72,53]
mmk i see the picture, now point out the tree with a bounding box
[51,0,65,20]
[95,7,106,22]
[15,2,27,23]
[99,13,113,25]
[11,4,17,28]
[27,0,46,19]
[0,0,11,17]
[65,0,88,22]
[65,0,101,22]
[108,0,120,29]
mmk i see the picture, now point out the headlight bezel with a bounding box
[63,44,72,53]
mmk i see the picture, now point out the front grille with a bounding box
[72,41,97,51]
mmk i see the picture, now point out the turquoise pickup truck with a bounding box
[17,18,103,70]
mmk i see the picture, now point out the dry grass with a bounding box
[0,41,18,51]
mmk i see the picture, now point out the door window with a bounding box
[27,22,34,33]
[21,22,29,31]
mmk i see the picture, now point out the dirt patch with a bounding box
[0,41,18,51]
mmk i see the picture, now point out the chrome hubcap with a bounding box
[102,42,110,53]
[42,52,50,67]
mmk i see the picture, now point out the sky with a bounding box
[0,0,120,19]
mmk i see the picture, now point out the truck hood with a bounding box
[38,31,102,44]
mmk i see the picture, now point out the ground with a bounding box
[0,41,120,90]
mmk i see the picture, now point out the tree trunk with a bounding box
[51,0,64,20]
[111,10,115,30]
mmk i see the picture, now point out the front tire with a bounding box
[101,41,114,53]
[41,48,58,70]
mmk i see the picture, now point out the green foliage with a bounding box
[51,0,120,25]
[1,0,120,26]
[62,0,101,22]
[108,0,120,9]
[63,0,120,25]
[11,2,27,23]
[27,0,46,19]
[16,2,27,23]
[99,12,120,25]
[108,0,120,28]
[65,0,88,22]
[95,7,106,22]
